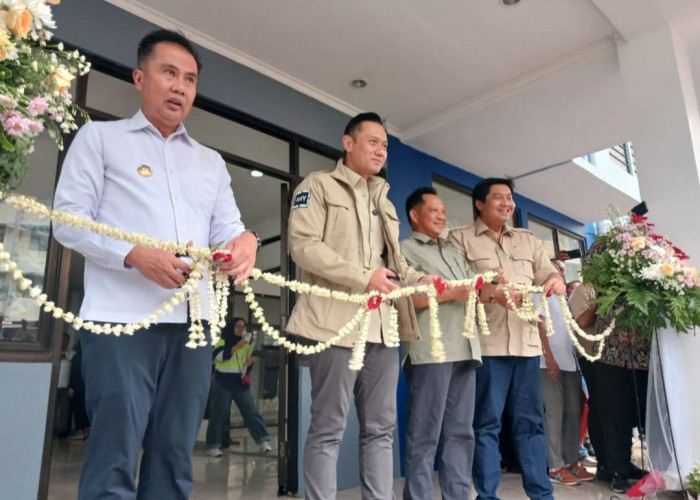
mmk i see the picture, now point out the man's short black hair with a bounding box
[472,177,514,218]
[343,112,385,138]
[137,29,202,73]
[405,187,438,227]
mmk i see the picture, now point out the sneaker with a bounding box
[548,467,580,486]
[595,465,612,482]
[629,463,648,480]
[259,441,272,453]
[207,448,223,457]
[568,464,595,481]
[579,455,597,467]
[611,474,629,493]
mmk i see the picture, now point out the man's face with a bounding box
[410,194,446,240]
[476,183,515,227]
[133,41,198,138]
[342,121,388,178]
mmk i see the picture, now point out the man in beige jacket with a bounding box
[287,112,435,500]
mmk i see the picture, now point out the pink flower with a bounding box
[28,120,44,133]
[628,250,636,257]
[27,96,49,117]
[2,110,30,137]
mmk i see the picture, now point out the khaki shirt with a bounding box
[449,218,558,357]
[286,160,424,346]
[400,231,481,365]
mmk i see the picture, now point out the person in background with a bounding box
[538,260,594,486]
[66,339,90,441]
[206,317,271,457]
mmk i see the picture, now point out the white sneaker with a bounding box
[259,441,272,453]
[207,448,223,457]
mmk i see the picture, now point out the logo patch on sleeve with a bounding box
[293,190,310,209]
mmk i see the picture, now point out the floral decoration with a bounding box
[581,213,700,339]
[0,0,90,191]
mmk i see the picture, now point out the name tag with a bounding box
[293,190,310,209]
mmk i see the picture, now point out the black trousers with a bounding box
[589,362,648,478]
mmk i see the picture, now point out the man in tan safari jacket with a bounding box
[287,112,434,500]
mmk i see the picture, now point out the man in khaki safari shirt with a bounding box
[449,178,565,500]
[286,112,436,500]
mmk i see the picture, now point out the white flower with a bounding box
[640,264,664,281]
[26,0,56,30]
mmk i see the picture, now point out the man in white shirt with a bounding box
[53,29,258,499]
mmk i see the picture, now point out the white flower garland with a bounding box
[2,195,613,364]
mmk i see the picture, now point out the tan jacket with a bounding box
[449,218,558,357]
[286,161,423,346]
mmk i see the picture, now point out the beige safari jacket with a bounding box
[449,218,558,357]
[286,160,424,347]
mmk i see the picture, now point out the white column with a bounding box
[618,24,700,459]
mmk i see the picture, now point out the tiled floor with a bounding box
[48,430,684,499]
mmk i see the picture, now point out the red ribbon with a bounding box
[212,252,232,263]
[367,295,382,310]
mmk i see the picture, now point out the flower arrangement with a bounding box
[581,213,700,339]
[0,0,90,191]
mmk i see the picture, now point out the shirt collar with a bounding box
[409,230,445,246]
[127,109,194,145]
[475,217,513,238]
[333,159,385,192]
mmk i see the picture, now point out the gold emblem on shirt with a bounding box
[137,165,153,177]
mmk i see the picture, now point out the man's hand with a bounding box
[217,231,258,285]
[542,273,566,296]
[124,245,191,289]
[447,285,471,302]
[545,354,560,380]
[366,268,402,294]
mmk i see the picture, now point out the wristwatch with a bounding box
[248,230,262,250]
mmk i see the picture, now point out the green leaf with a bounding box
[0,130,15,152]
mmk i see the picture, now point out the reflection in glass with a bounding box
[0,134,58,343]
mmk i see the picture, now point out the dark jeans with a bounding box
[205,374,269,448]
[472,356,553,500]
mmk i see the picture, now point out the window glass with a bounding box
[85,70,140,118]
[558,231,584,283]
[527,218,556,259]
[0,133,58,343]
[299,147,336,177]
[432,179,473,230]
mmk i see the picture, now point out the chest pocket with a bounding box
[324,199,354,238]
[510,247,535,281]
[468,249,499,274]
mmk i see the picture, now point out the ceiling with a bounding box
[104,0,700,223]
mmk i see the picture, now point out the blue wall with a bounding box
[0,362,52,499]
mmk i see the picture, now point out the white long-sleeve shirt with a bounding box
[53,110,245,323]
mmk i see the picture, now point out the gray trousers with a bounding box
[403,359,477,500]
[539,369,582,469]
[304,343,399,500]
